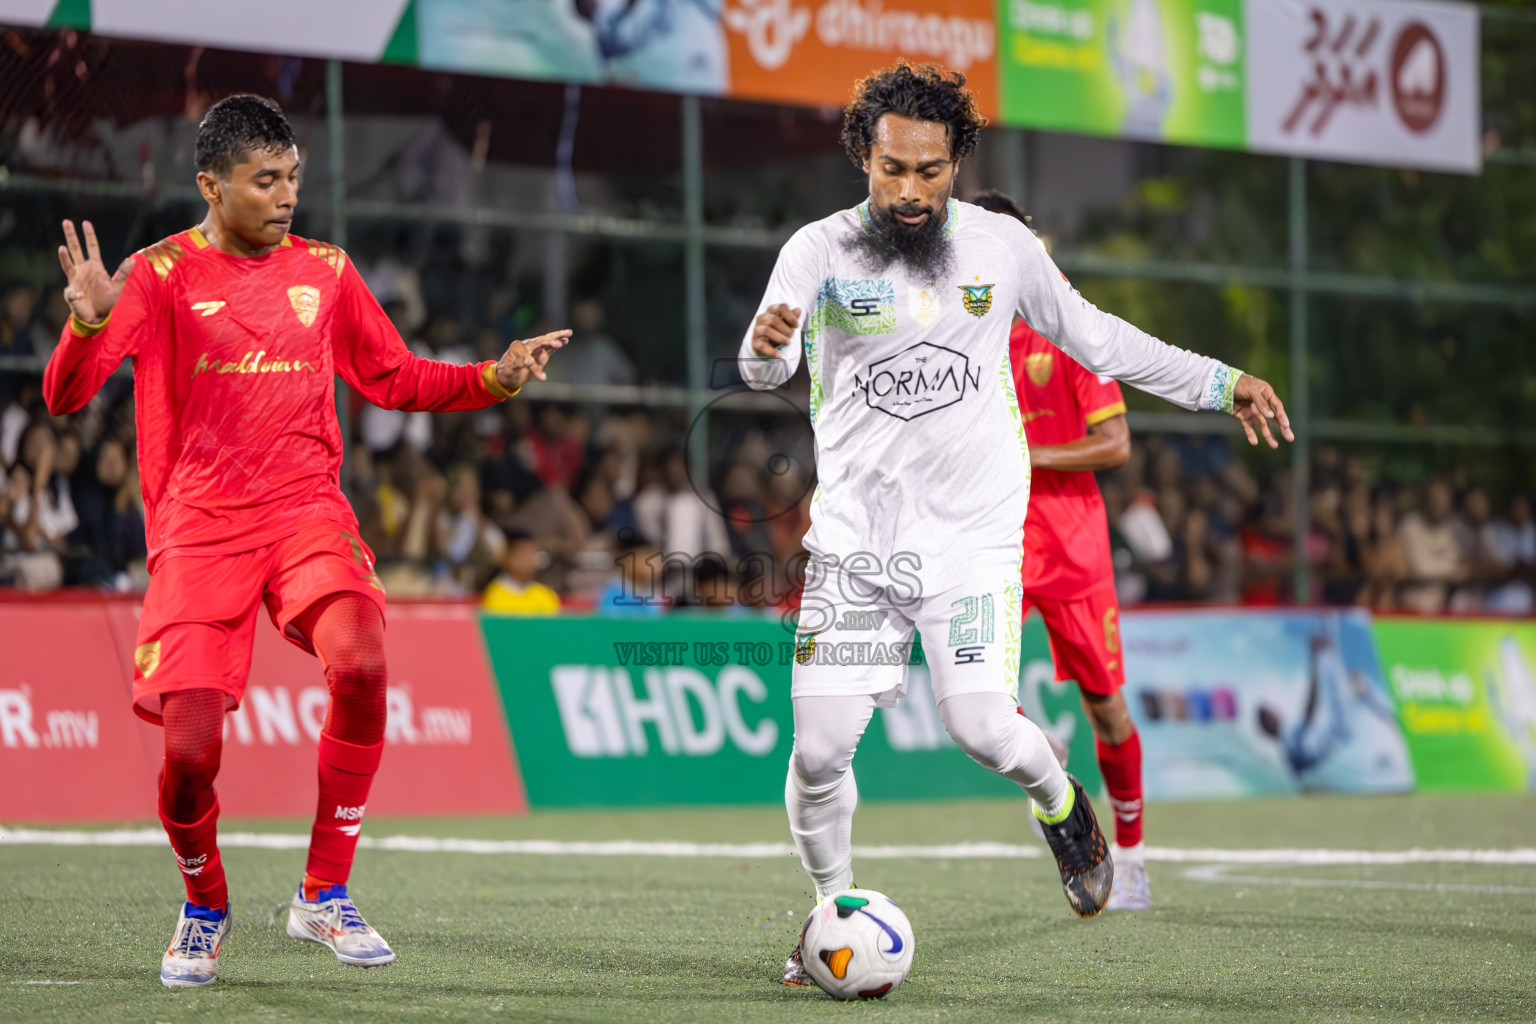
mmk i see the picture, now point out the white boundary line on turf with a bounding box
[1183,863,1536,895]
[5,827,1536,865]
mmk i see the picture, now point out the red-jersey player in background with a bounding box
[973,191,1150,911]
[44,96,568,987]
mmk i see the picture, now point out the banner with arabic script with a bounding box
[1245,0,1479,173]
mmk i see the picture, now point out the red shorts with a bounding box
[131,522,386,724]
[1021,582,1124,697]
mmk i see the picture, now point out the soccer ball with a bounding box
[798,888,914,999]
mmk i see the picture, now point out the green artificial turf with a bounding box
[3,793,1535,1023]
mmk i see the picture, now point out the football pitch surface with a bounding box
[3,793,1535,1023]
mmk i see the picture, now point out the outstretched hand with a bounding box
[495,329,571,391]
[58,220,131,325]
[1232,373,1294,449]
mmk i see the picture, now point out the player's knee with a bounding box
[325,644,388,699]
[159,742,221,808]
[939,698,1014,774]
[789,737,855,788]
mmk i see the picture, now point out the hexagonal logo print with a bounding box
[854,342,981,421]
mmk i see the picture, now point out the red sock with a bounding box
[298,593,389,884]
[159,799,228,909]
[306,732,383,882]
[159,688,227,908]
[1095,730,1144,849]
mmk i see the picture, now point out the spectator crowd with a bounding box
[2,275,1532,618]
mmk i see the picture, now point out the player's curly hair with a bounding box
[840,60,987,169]
[195,94,295,179]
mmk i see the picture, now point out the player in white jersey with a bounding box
[737,62,1293,986]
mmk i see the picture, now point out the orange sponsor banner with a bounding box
[722,0,999,118]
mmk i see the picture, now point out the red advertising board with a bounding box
[1,600,525,822]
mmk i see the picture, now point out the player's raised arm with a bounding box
[1007,220,1292,448]
[738,226,824,390]
[43,220,152,415]
[330,257,568,411]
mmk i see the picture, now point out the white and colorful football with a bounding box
[798,888,915,999]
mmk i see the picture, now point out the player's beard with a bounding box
[842,200,955,282]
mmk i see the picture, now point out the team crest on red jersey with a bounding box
[1025,351,1053,386]
[287,285,320,327]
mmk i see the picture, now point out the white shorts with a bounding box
[791,562,1023,708]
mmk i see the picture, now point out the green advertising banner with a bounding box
[997,0,1245,148]
[1373,619,1536,793]
[480,615,1067,809]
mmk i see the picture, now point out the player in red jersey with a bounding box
[43,96,568,987]
[973,191,1150,910]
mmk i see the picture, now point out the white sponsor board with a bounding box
[1246,0,1480,173]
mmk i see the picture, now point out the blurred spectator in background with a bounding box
[1,421,75,590]
[1,286,46,359]
[0,382,44,465]
[595,543,665,615]
[482,529,560,614]
[1358,488,1410,610]
[1398,478,1469,613]
[436,463,504,591]
[1486,492,1535,615]
[545,301,636,387]
[523,403,585,490]
[67,435,146,589]
[635,444,730,598]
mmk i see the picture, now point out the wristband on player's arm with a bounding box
[1203,364,1244,415]
[68,312,111,338]
[480,362,521,401]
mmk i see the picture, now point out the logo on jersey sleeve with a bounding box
[287,285,321,327]
[959,283,994,317]
[815,279,895,336]
[854,342,981,421]
[908,285,942,326]
[1025,352,1053,387]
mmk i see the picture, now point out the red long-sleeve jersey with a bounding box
[44,227,511,570]
[1011,317,1127,598]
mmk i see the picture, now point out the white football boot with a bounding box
[285,881,396,967]
[160,902,231,988]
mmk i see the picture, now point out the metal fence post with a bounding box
[1289,157,1310,603]
[327,60,352,499]
[682,95,708,486]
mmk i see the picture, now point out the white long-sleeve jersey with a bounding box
[739,198,1242,591]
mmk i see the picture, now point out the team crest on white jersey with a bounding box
[908,286,941,326]
[959,283,994,317]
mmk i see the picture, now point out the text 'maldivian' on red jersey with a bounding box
[43,228,508,570]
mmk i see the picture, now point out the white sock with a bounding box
[1114,840,1145,865]
[785,764,858,897]
[784,695,877,899]
[938,691,1070,817]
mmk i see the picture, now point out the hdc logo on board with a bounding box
[550,665,778,758]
